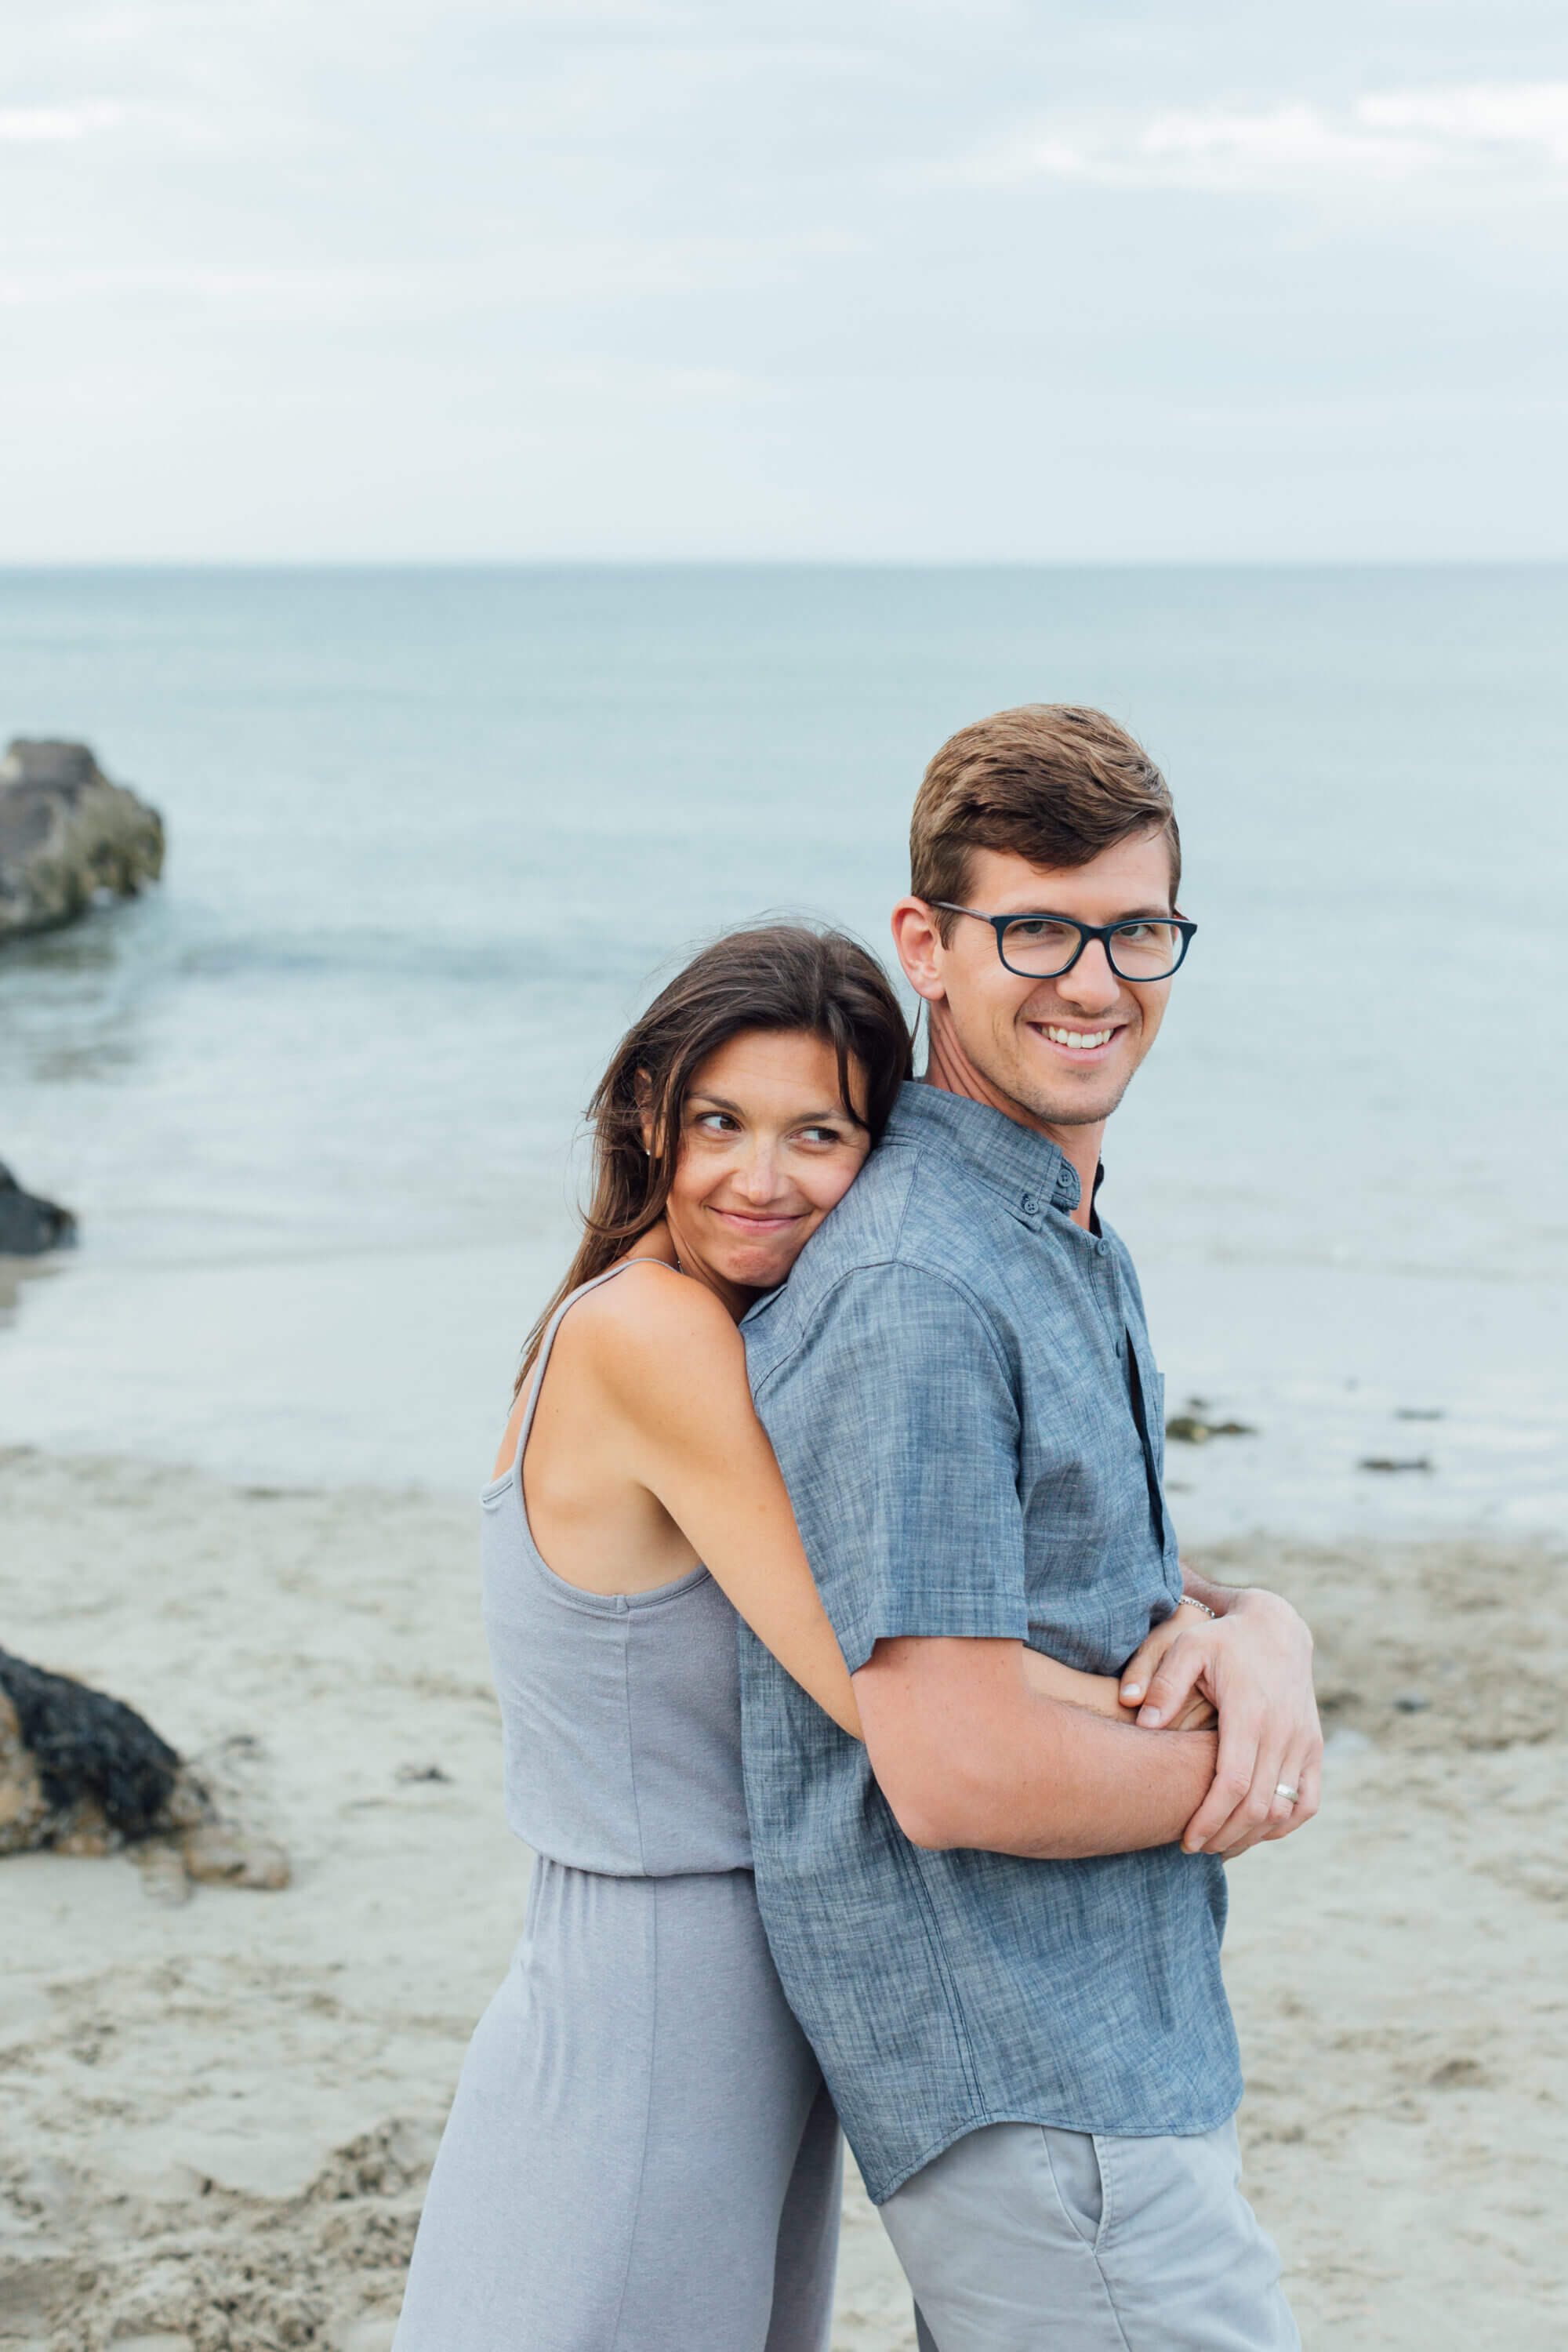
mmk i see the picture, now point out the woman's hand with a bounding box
[1119,1610,1219,1732]
[1019,1642,1215,1730]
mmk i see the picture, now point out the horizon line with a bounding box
[2,554,1566,572]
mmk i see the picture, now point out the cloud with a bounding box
[1359,82,1568,158]
[539,358,774,405]
[956,82,1568,201]
[0,100,123,143]
[0,227,864,319]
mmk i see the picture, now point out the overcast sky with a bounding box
[4,2,1566,560]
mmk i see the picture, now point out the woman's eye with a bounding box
[693,1112,736,1134]
[799,1127,845,1147]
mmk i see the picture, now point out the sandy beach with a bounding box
[2,1444,1563,2351]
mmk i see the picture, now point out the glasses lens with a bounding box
[1107,921,1184,979]
[998,917,1082,975]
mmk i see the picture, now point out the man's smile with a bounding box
[1025,1018,1131,1062]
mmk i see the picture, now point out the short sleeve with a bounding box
[750,1261,1028,1674]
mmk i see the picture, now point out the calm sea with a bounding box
[2,565,1563,1538]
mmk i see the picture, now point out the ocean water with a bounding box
[1,564,1563,1538]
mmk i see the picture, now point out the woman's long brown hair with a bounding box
[514,924,913,1397]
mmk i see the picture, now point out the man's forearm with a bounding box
[938,1693,1217,1858]
[856,1640,1218,1860]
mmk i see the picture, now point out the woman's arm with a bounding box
[1021,1646,1217,1729]
[583,1279,1214,1747]
[592,1282,862,1739]
[1021,1650,1132,1721]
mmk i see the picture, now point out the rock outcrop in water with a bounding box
[0,737,165,938]
[0,1646,290,1896]
[0,1161,77,1254]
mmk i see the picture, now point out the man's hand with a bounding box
[1121,1588,1321,1858]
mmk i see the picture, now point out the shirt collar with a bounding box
[884,1080,1085,1226]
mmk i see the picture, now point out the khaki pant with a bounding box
[885,2116,1298,2352]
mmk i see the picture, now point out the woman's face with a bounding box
[659,1029,872,1304]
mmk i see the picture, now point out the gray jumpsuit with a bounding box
[393,1262,842,2352]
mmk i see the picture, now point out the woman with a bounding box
[394,924,1207,2352]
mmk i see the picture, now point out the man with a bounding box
[738,705,1316,2350]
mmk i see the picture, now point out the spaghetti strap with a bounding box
[510,1257,684,1480]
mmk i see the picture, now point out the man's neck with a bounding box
[923,1018,1105,1232]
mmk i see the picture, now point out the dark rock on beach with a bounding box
[0,1645,180,1836]
[1165,1412,1258,1444]
[0,1646,289,1891]
[0,737,165,939]
[0,1161,77,1254]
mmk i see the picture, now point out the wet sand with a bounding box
[1,1450,1563,2349]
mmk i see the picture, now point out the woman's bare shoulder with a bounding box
[564,1261,741,1355]
[562,1262,746,1410]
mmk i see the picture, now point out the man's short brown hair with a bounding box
[910,704,1181,930]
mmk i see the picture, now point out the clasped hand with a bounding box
[1118,1588,1323,1861]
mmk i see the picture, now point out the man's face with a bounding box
[900,833,1178,1133]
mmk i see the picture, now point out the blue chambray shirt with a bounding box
[738,1082,1242,2205]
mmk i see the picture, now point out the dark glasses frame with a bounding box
[931,902,1198,982]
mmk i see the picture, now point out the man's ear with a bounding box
[891,899,948,1003]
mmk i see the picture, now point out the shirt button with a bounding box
[1021,1192,1040,1215]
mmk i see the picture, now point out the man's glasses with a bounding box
[931,904,1197,982]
